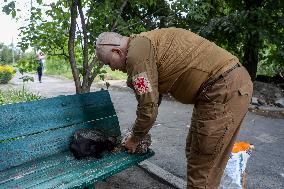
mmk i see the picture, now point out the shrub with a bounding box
[16,57,38,74]
[0,65,16,84]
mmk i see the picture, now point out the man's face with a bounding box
[96,48,126,73]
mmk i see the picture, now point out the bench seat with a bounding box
[0,150,154,189]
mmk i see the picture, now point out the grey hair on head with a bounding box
[95,32,123,61]
[95,32,123,48]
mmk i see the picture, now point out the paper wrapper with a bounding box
[219,142,254,189]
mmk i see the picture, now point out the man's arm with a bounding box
[123,36,159,152]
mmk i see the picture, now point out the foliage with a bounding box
[0,65,16,84]
[0,89,41,105]
[102,67,127,80]
[2,0,282,83]
[0,65,15,73]
[45,58,125,80]
[2,0,169,93]
[0,43,21,65]
[44,56,73,78]
[16,54,38,74]
[119,0,171,32]
[19,75,35,93]
[170,0,284,80]
[19,75,34,83]
[14,52,38,91]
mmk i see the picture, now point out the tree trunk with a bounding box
[68,0,82,93]
[243,0,263,81]
[243,32,259,81]
[77,0,89,91]
[68,0,129,94]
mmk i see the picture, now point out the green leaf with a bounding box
[36,0,43,4]
[2,1,16,16]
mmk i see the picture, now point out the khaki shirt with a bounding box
[126,28,238,141]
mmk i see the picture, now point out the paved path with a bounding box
[1,73,284,189]
[111,88,284,189]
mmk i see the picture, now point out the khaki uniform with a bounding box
[125,28,253,188]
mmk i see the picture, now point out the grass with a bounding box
[45,59,127,80]
[44,57,73,79]
[101,67,127,80]
[0,89,41,105]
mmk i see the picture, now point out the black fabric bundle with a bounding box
[70,128,117,159]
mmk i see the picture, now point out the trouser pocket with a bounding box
[189,114,233,156]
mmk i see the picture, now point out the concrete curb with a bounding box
[139,160,186,189]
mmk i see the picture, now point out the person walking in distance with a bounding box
[37,51,45,83]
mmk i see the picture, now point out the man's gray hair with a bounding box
[96,32,123,47]
[95,32,123,61]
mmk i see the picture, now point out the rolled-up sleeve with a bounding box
[126,36,159,142]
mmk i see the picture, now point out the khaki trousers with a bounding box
[186,66,253,189]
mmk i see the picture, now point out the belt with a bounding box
[201,63,241,93]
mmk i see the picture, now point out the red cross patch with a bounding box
[132,72,152,95]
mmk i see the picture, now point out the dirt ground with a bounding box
[253,81,284,105]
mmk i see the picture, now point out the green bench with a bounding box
[0,90,154,189]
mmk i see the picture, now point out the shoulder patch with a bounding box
[132,72,152,95]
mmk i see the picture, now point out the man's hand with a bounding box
[122,135,140,153]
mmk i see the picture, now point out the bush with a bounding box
[16,56,38,74]
[45,56,73,79]
[0,89,41,105]
[0,65,16,84]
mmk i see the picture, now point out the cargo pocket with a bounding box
[190,114,233,156]
[238,82,253,96]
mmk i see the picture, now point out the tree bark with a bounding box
[68,0,129,94]
[68,0,82,93]
[243,32,259,81]
[77,0,89,91]
[243,0,263,81]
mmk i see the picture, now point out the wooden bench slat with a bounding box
[0,152,71,184]
[0,91,116,141]
[0,117,120,172]
[0,150,154,189]
[53,151,154,189]
[0,151,126,189]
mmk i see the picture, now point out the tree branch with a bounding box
[111,0,128,31]
[86,0,95,27]
[50,52,69,59]
[89,56,103,85]
[76,23,84,50]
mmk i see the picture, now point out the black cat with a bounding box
[70,128,117,159]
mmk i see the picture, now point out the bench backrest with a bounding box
[0,90,120,172]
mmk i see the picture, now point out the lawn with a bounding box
[45,59,127,81]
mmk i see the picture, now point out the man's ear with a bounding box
[112,48,122,55]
